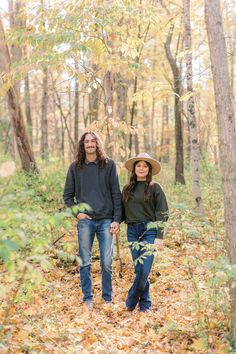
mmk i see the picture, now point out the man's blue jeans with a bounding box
[126,222,157,311]
[77,218,114,302]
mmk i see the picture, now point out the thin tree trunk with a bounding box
[60,114,65,160]
[116,74,128,121]
[142,96,149,152]
[150,91,155,156]
[41,68,49,159]
[129,75,138,157]
[54,91,75,154]
[8,0,22,95]
[104,70,114,157]
[0,15,37,172]
[164,24,185,184]
[116,73,128,158]
[160,97,170,162]
[24,73,33,144]
[205,0,236,345]
[183,0,204,215]
[74,61,79,143]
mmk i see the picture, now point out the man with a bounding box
[63,131,121,309]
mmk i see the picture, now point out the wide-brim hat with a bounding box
[124,152,161,176]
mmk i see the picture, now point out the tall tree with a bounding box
[205,0,236,345]
[0,14,37,172]
[160,97,170,163]
[74,60,79,143]
[24,73,33,144]
[164,24,185,184]
[40,67,49,159]
[183,0,204,215]
[8,0,22,94]
[40,0,48,159]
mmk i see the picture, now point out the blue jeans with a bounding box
[126,222,157,311]
[77,218,114,302]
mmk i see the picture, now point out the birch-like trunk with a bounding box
[183,0,204,215]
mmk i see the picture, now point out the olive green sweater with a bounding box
[122,181,169,239]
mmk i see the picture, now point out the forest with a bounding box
[0,0,235,352]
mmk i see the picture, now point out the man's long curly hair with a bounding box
[122,160,154,203]
[75,131,108,167]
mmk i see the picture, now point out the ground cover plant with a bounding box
[0,160,233,353]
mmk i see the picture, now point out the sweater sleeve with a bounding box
[63,163,78,217]
[109,160,122,223]
[154,183,169,239]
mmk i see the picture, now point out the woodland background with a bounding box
[0,0,235,353]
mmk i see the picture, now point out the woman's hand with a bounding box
[155,238,164,250]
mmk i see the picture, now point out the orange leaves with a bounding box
[1,221,230,353]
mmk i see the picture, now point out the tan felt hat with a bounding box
[124,152,161,176]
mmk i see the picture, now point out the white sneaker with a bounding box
[84,300,94,310]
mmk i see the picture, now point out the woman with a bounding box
[122,152,169,312]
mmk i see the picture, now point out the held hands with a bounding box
[155,238,164,250]
[110,221,120,235]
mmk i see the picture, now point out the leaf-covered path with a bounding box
[3,224,229,354]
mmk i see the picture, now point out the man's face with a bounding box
[84,134,97,155]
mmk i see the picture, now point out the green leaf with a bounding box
[78,203,92,212]
[71,205,79,214]
[147,222,157,230]
[0,239,19,262]
[0,220,8,229]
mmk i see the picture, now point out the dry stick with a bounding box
[115,231,123,278]
[51,233,66,246]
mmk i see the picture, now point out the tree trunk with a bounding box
[74,61,79,143]
[0,14,37,172]
[116,74,128,121]
[115,73,128,158]
[24,73,33,144]
[128,75,138,157]
[205,0,236,345]
[54,91,76,155]
[164,24,185,184]
[160,97,170,163]
[87,85,99,124]
[8,0,22,95]
[183,0,204,215]
[104,70,114,157]
[40,68,49,159]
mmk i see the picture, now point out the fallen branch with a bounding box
[51,233,66,246]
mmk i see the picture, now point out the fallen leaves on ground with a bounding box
[0,230,230,353]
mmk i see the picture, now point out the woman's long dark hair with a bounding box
[122,160,154,203]
[75,131,108,167]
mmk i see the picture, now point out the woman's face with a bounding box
[135,160,149,181]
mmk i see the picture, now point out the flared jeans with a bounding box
[126,221,157,311]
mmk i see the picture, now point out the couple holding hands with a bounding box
[63,131,168,312]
